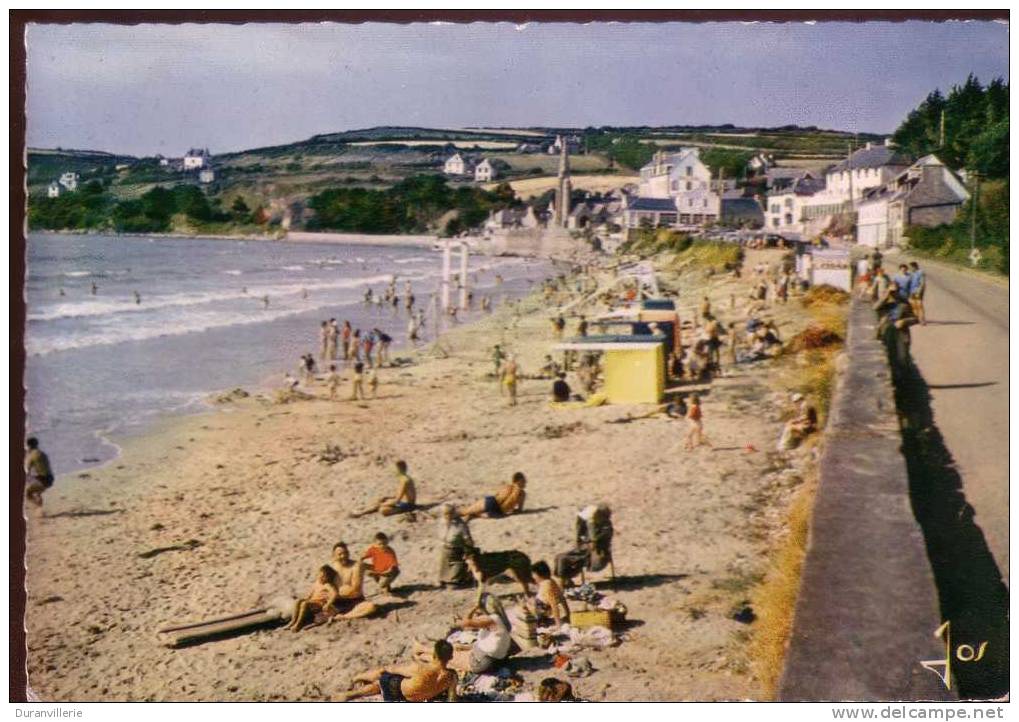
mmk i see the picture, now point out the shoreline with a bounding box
[26,248,833,701]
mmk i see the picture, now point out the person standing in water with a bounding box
[133,291,141,305]
[91,282,98,295]
[262,295,270,310]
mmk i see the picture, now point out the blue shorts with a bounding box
[483,495,503,517]
[379,672,407,702]
[393,501,416,513]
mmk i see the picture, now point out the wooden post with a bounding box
[441,242,451,311]
[459,244,469,309]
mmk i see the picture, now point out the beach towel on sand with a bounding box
[549,392,608,410]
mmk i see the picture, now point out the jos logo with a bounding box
[919,621,988,691]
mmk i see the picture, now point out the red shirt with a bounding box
[363,545,398,574]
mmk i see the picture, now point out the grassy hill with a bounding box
[26,123,878,234]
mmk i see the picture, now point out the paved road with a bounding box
[901,255,1009,586]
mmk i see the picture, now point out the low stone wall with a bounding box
[778,299,954,701]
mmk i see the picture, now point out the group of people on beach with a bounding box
[281,454,604,701]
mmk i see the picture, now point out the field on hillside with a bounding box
[487,173,639,199]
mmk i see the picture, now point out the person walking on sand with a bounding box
[350,362,367,401]
[683,394,710,451]
[337,639,456,703]
[350,460,417,518]
[492,344,506,379]
[24,437,54,511]
[361,532,400,594]
[363,330,375,368]
[351,329,362,363]
[368,367,379,398]
[501,354,519,406]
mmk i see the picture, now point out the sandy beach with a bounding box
[24,248,840,702]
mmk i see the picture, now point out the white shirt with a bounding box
[475,617,511,659]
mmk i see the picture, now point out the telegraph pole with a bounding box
[969,170,980,254]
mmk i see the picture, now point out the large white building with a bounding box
[800,140,910,224]
[765,176,826,233]
[855,155,969,248]
[635,148,739,226]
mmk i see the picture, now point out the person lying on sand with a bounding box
[349,460,417,518]
[361,532,400,594]
[412,593,513,675]
[458,472,526,520]
[287,565,341,632]
[337,639,456,702]
[325,542,378,620]
[464,547,532,602]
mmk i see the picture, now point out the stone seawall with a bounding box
[778,299,954,701]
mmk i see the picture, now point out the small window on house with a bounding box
[685,166,692,177]
[685,181,692,191]
[703,198,708,208]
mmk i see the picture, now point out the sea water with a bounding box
[24,233,556,474]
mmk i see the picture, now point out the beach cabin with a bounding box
[555,334,667,405]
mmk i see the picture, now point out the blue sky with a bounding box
[26,21,1009,156]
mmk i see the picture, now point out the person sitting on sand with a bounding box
[459,472,526,520]
[283,370,300,391]
[325,542,378,620]
[338,639,457,703]
[350,460,417,518]
[412,593,513,675]
[361,532,400,594]
[287,564,341,632]
[527,561,570,626]
[552,373,571,403]
[540,354,561,379]
[437,504,475,588]
[778,393,818,451]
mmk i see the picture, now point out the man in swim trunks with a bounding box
[326,542,378,620]
[24,437,54,510]
[337,639,456,702]
[349,460,417,518]
[459,472,527,520]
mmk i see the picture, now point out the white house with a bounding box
[58,172,79,192]
[474,158,496,182]
[855,155,969,249]
[47,182,61,198]
[635,148,736,226]
[800,140,910,223]
[443,152,474,176]
[183,148,211,170]
[547,134,581,155]
[765,176,826,234]
[747,152,775,174]
[158,156,170,167]
[198,167,216,184]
